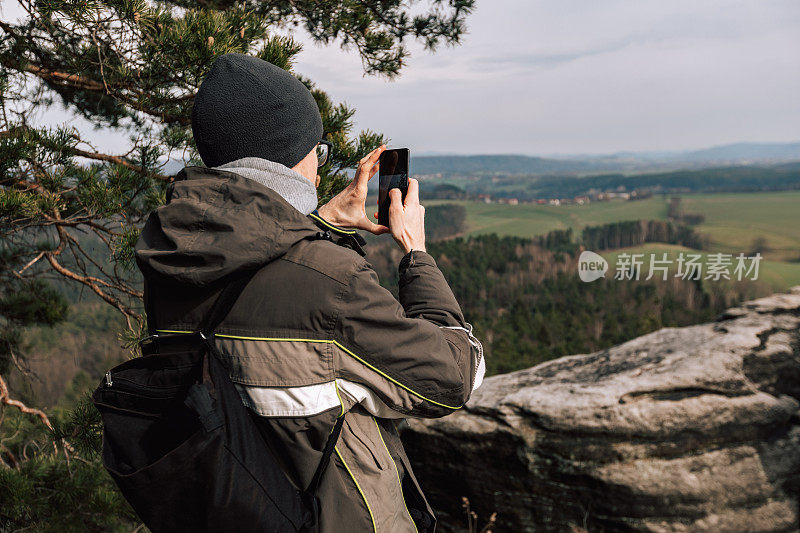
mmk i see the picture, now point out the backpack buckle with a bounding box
[137,333,160,346]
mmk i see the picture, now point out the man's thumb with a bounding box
[389,188,402,205]
[362,219,389,235]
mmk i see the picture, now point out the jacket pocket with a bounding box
[344,416,387,472]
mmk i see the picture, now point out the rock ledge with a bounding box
[404,287,800,532]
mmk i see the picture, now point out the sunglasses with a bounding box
[316,140,332,168]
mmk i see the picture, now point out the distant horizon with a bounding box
[160,140,800,166]
[411,140,800,159]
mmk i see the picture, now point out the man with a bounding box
[135,53,485,532]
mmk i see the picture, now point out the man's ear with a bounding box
[315,174,321,188]
[291,146,319,185]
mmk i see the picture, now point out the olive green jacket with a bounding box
[134,166,485,532]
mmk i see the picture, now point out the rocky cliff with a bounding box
[403,288,800,532]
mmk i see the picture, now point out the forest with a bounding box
[367,223,754,375]
[580,219,707,251]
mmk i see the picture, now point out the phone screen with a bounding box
[378,149,409,226]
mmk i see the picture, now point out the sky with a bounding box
[5,0,800,156]
[292,0,800,155]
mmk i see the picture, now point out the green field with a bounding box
[430,190,800,291]
[598,244,800,292]
[455,197,669,237]
[680,192,800,260]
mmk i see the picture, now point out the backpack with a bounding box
[92,268,344,532]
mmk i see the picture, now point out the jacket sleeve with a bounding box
[333,250,485,419]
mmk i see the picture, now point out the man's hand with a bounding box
[387,178,426,254]
[317,145,389,235]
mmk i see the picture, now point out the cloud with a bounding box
[293,0,800,154]
[472,39,638,70]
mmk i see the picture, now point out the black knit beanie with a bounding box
[191,54,323,169]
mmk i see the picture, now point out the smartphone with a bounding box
[378,148,410,227]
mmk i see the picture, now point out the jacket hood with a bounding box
[135,166,320,286]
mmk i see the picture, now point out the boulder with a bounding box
[403,288,800,532]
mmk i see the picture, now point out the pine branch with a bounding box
[71,147,169,181]
[1,127,169,180]
[43,222,143,326]
[0,374,52,430]
[5,58,191,125]
[16,251,46,275]
[44,248,143,313]
[21,62,107,93]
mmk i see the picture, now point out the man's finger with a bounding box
[363,145,384,169]
[356,161,379,187]
[404,178,419,207]
[359,144,383,163]
[358,146,380,165]
[387,189,404,234]
[367,163,379,180]
[355,145,385,187]
[357,161,378,181]
[389,188,403,212]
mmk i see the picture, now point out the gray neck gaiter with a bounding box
[215,157,318,215]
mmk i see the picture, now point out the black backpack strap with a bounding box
[143,277,158,336]
[193,263,345,499]
[305,414,346,496]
